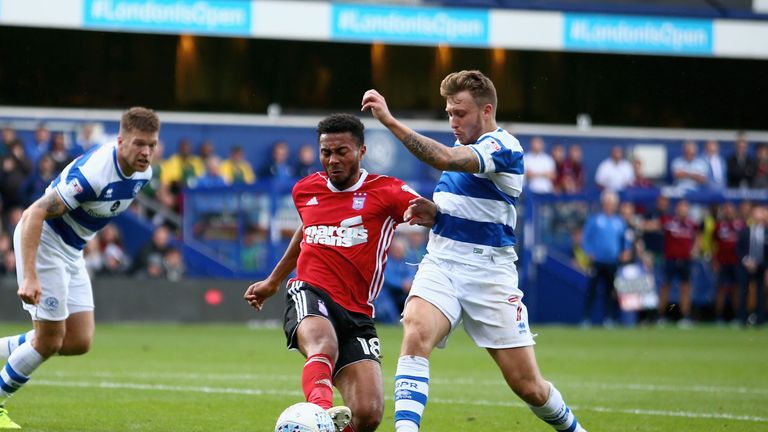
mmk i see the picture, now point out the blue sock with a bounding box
[394,356,429,432]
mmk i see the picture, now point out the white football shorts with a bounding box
[407,254,535,349]
[13,221,94,321]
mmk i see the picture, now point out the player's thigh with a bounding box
[403,255,460,352]
[458,263,535,349]
[334,360,384,423]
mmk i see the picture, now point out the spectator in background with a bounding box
[580,190,628,328]
[561,144,585,193]
[737,205,767,326]
[1,126,20,157]
[551,144,566,193]
[631,158,654,189]
[220,145,256,185]
[712,202,745,324]
[0,233,12,274]
[24,123,51,164]
[71,122,104,157]
[569,226,590,274]
[241,225,266,271]
[295,143,320,179]
[703,139,727,190]
[642,195,670,274]
[47,132,73,174]
[198,140,216,162]
[195,156,227,188]
[83,236,103,278]
[595,146,634,191]
[163,247,184,281]
[753,143,768,189]
[1,141,32,212]
[658,199,699,328]
[160,138,205,192]
[260,140,293,180]
[727,134,756,188]
[99,224,130,274]
[22,155,57,207]
[129,224,171,276]
[671,140,708,192]
[523,136,555,193]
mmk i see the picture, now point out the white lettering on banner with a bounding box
[569,20,709,51]
[88,0,247,30]
[336,10,484,41]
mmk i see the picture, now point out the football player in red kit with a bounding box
[244,113,435,432]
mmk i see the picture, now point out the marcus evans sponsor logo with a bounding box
[304,216,368,247]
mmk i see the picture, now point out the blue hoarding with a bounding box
[331,4,489,46]
[564,13,713,55]
[83,0,251,36]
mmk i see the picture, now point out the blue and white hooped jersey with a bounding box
[45,144,151,250]
[428,128,524,264]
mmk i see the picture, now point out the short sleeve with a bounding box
[390,179,420,223]
[467,136,525,175]
[53,170,96,210]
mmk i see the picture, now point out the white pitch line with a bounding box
[31,379,768,423]
[45,370,768,396]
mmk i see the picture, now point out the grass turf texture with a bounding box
[0,323,765,431]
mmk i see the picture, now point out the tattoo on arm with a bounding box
[402,133,477,172]
[403,133,441,166]
[39,193,67,219]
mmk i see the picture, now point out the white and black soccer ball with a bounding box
[274,402,336,432]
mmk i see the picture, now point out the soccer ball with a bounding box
[274,402,336,432]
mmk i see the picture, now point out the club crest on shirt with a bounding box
[352,193,366,210]
[133,182,142,197]
[70,179,83,194]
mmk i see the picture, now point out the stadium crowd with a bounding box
[1,122,767,327]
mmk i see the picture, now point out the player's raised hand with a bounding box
[405,197,438,227]
[244,280,280,311]
[361,89,394,125]
[18,277,41,305]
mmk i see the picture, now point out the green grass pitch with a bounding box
[0,322,765,431]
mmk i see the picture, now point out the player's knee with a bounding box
[513,380,549,406]
[351,402,383,432]
[32,336,64,358]
[401,317,437,355]
[59,337,92,356]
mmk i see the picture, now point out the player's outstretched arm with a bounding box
[17,190,70,304]
[244,225,303,311]
[362,89,479,173]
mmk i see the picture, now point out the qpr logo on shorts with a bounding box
[42,296,60,312]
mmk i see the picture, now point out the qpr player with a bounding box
[0,107,159,429]
[363,70,587,432]
[244,113,434,432]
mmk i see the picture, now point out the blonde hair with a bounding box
[439,70,497,115]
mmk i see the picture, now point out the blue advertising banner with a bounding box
[331,3,489,46]
[564,13,713,55]
[83,0,251,36]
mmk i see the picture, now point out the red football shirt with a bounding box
[661,215,698,260]
[714,219,746,265]
[290,170,419,317]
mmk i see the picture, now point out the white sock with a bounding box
[0,342,45,405]
[394,356,429,432]
[528,382,586,432]
[0,330,35,361]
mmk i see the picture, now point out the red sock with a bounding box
[342,425,357,432]
[302,354,334,410]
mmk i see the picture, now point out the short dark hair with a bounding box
[316,113,364,147]
[121,106,160,134]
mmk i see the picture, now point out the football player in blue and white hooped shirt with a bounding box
[363,71,587,432]
[0,107,159,429]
